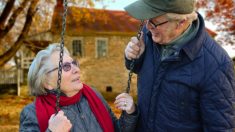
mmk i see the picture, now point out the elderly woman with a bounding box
[20,43,138,132]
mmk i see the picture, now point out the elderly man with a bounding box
[124,0,235,131]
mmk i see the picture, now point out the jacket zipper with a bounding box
[77,103,88,132]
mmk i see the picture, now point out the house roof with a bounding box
[51,6,217,37]
[51,7,140,36]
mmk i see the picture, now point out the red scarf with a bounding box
[35,84,114,132]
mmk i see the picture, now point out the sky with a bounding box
[94,0,137,10]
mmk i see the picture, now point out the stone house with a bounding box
[21,4,218,97]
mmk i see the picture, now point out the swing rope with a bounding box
[55,0,68,113]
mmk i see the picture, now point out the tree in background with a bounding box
[196,0,235,45]
[0,0,40,67]
[0,0,109,67]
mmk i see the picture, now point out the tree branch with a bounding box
[0,0,15,30]
[0,0,29,38]
[0,0,40,67]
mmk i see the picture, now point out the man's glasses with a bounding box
[47,60,79,74]
[146,19,168,29]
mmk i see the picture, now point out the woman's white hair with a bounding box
[28,43,69,96]
[166,11,198,23]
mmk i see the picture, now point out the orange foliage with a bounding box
[197,0,235,34]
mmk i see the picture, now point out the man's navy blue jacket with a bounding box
[125,13,235,132]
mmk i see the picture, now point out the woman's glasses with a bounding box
[47,60,79,73]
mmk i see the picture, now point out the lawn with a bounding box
[0,86,121,132]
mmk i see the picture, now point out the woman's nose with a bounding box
[72,65,80,74]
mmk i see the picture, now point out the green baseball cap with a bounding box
[124,0,196,20]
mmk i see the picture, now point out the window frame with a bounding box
[95,37,108,58]
[71,37,84,57]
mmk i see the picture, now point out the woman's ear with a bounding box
[43,81,54,90]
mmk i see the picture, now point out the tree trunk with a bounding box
[0,0,40,67]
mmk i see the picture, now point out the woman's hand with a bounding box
[114,93,136,114]
[48,111,72,132]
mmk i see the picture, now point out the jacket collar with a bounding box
[181,13,206,61]
[146,13,207,61]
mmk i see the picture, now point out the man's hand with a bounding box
[125,33,145,60]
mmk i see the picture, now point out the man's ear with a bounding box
[176,19,186,29]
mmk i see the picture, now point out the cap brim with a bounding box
[124,0,165,20]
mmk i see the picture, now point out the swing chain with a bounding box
[55,0,142,108]
[125,20,144,93]
[56,0,68,113]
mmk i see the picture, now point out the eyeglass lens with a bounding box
[62,60,78,72]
